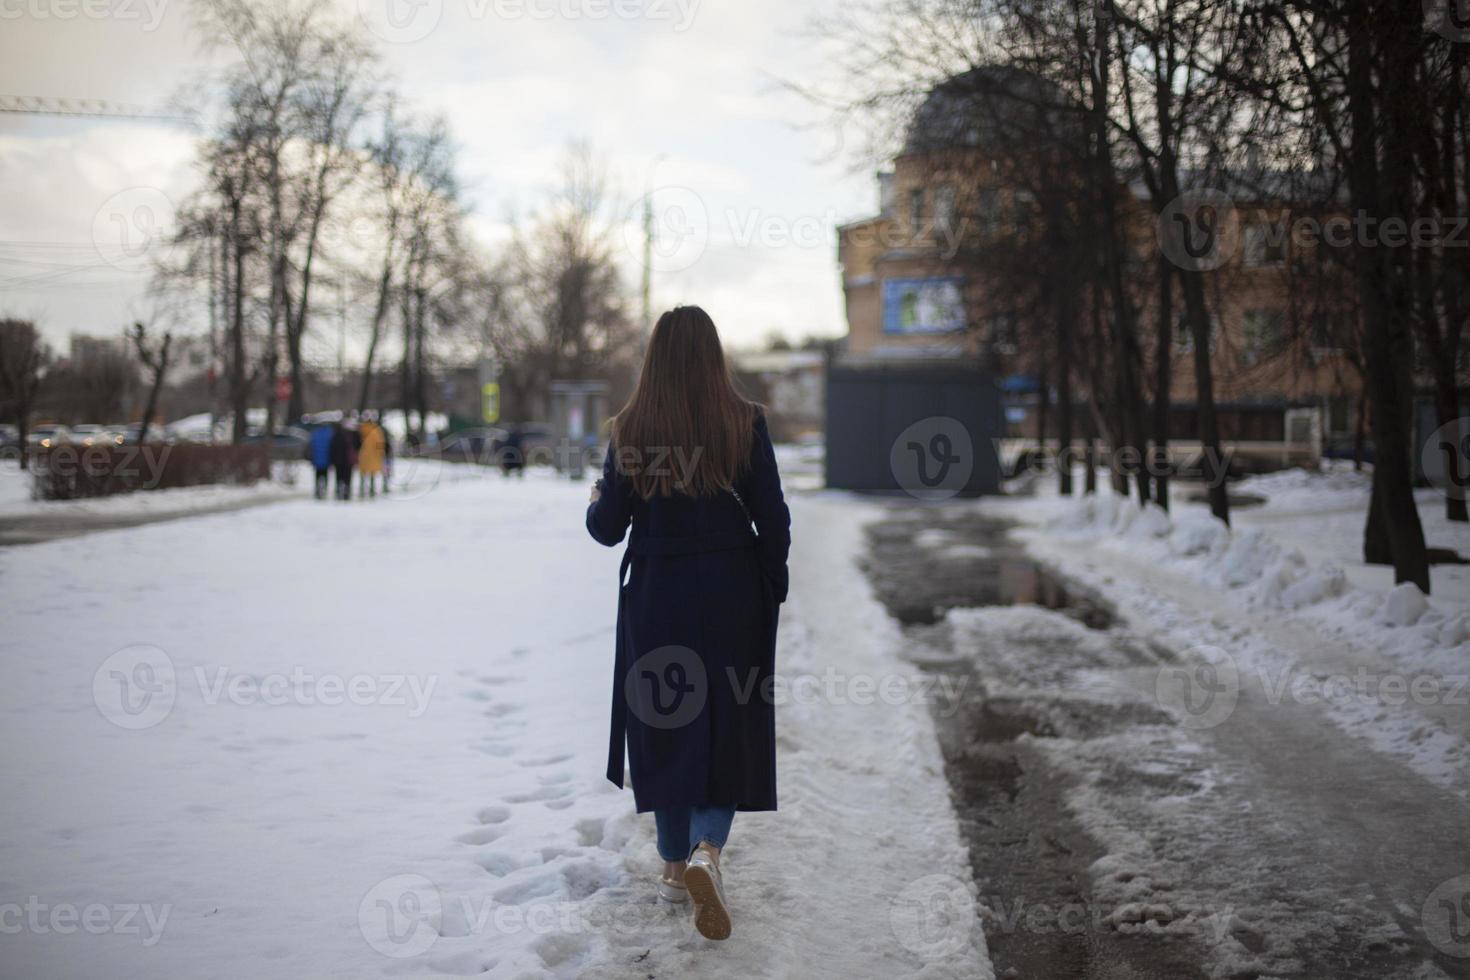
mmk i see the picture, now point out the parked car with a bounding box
[439,427,509,464]
[26,425,70,448]
[69,424,125,447]
[0,424,18,450]
[507,422,554,460]
[241,426,312,460]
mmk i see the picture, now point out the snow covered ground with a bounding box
[953,465,1470,977]
[0,465,990,978]
[985,465,1470,796]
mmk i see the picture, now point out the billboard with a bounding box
[881,277,966,335]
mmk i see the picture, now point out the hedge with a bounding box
[28,444,272,501]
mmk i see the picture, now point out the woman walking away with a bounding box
[358,416,386,498]
[586,305,791,941]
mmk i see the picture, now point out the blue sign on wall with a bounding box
[882,277,966,334]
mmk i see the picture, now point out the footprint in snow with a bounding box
[574,818,610,849]
[454,825,505,846]
[475,851,536,876]
[425,951,495,976]
[560,859,622,900]
[534,932,591,971]
[476,805,511,825]
[493,872,562,906]
[504,784,572,804]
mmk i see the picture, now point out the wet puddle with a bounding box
[863,505,1210,980]
[863,508,1114,629]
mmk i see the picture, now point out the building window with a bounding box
[909,188,925,234]
[1012,189,1036,233]
[1244,222,1288,266]
[977,188,1001,236]
[1310,311,1350,353]
[987,313,1019,354]
[1174,313,1217,353]
[1241,308,1286,363]
[934,185,956,235]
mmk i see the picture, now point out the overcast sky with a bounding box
[0,0,880,357]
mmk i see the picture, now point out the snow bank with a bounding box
[0,471,990,978]
[1038,489,1469,683]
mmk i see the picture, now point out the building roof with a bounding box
[902,65,1071,156]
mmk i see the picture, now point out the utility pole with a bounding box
[640,154,666,346]
[641,192,653,343]
[208,217,219,441]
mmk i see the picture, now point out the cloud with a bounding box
[2,0,871,349]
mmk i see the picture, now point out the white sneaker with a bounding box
[683,845,731,940]
[657,873,688,904]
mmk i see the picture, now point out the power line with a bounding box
[0,95,195,125]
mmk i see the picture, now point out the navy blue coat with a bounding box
[309,425,334,470]
[586,412,791,813]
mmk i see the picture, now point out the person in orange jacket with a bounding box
[358,417,386,498]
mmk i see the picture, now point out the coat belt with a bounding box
[625,530,756,557]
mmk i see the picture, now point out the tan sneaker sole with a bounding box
[683,864,731,940]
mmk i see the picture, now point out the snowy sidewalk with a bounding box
[961,472,1470,976]
[0,458,301,546]
[0,469,990,979]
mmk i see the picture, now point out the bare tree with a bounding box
[0,320,51,468]
[281,21,378,422]
[357,100,417,413]
[131,322,174,446]
[1244,0,1433,589]
[494,145,638,421]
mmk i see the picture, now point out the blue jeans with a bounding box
[654,806,736,862]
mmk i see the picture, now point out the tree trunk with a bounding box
[229,209,249,445]
[1348,0,1430,591]
[1057,290,1075,496]
[1036,359,1050,459]
[137,335,172,447]
[1179,269,1229,525]
[1153,257,1174,511]
[1354,392,1367,472]
[1433,378,1468,523]
[358,256,395,413]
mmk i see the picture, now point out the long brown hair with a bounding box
[612,305,757,499]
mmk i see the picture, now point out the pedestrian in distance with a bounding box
[358,415,386,498]
[309,423,333,499]
[586,305,791,942]
[499,425,525,478]
[382,429,394,495]
[329,421,356,501]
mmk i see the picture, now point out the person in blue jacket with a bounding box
[586,305,791,942]
[309,422,334,499]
